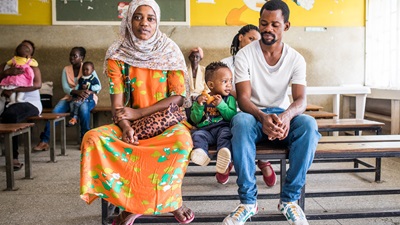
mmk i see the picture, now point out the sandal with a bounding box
[257,160,277,187]
[112,211,142,225]
[173,205,195,224]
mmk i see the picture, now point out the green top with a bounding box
[190,94,237,128]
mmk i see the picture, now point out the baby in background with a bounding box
[189,61,237,185]
[68,61,101,126]
[0,41,38,113]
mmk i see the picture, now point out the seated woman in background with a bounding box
[33,46,102,151]
[188,47,207,101]
[221,24,277,188]
[79,0,194,224]
[0,40,42,170]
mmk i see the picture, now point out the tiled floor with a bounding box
[1,144,400,225]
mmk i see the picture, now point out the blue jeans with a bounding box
[1,102,39,159]
[40,99,96,142]
[231,107,321,204]
[192,125,232,154]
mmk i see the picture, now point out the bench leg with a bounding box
[4,133,17,191]
[101,199,108,225]
[102,198,117,225]
[49,119,57,163]
[299,185,305,210]
[375,158,381,182]
[23,128,33,179]
[354,159,359,168]
[280,159,287,197]
[59,117,67,156]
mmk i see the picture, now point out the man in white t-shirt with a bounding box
[222,1,321,225]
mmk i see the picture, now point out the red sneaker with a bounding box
[257,160,277,187]
[215,163,233,185]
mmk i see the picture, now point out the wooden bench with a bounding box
[304,110,337,119]
[90,105,335,129]
[102,135,400,224]
[91,106,112,128]
[305,104,324,111]
[0,123,35,191]
[43,106,112,129]
[317,118,384,135]
[27,113,69,162]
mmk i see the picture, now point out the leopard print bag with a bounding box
[131,102,186,140]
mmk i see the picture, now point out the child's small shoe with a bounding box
[216,147,231,174]
[216,148,232,184]
[216,163,233,184]
[190,148,211,166]
[68,118,78,127]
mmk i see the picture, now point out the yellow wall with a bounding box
[0,1,51,25]
[0,0,364,26]
[191,0,365,27]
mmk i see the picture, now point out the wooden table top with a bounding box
[28,113,70,120]
[0,123,35,133]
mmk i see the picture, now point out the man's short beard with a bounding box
[261,37,277,46]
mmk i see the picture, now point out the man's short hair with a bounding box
[260,0,290,23]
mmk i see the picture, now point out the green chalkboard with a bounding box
[52,0,189,25]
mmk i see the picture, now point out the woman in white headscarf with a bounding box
[79,0,194,224]
[187,47,208,100]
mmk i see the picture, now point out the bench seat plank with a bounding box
[319,135,400,143]
[317,119,384,129]
[304,111,337,119]
[0,123,35,133]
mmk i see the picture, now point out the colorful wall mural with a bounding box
[191,0,365,26]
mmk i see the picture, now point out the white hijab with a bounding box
[105,0,186,72]
[104,0,191,107]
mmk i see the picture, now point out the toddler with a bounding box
[190,61,237,184]
[68,61,101,126]
[0,42,38,114]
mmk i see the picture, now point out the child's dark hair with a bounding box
[260,0,290,23]
[72,46,87,60]
[205,61,229,82]
[15,40,36,57]
[16,44,31,58]
[230,24,260,57]
[83,61,94,69]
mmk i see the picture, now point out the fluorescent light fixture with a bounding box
[304,27,327,32]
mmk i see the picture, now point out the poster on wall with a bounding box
[191,0,364,27]
[0,0,18,15]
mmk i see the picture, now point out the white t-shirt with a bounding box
[235,41,306,109]
[221,56,234,74]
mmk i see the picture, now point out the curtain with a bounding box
[365,0,400,89]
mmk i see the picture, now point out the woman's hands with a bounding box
[113,107,142,122]
[114,107,141,145]
[3,67,24,77]
[120,124,139,145]
[0,90,13,98]
[71,89,91,99]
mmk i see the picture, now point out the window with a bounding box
[365,0,400,89]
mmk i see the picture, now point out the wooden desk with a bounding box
[28,113,69,162]
[0,123,35,191]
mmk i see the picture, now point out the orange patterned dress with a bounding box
[80,59,193,215]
